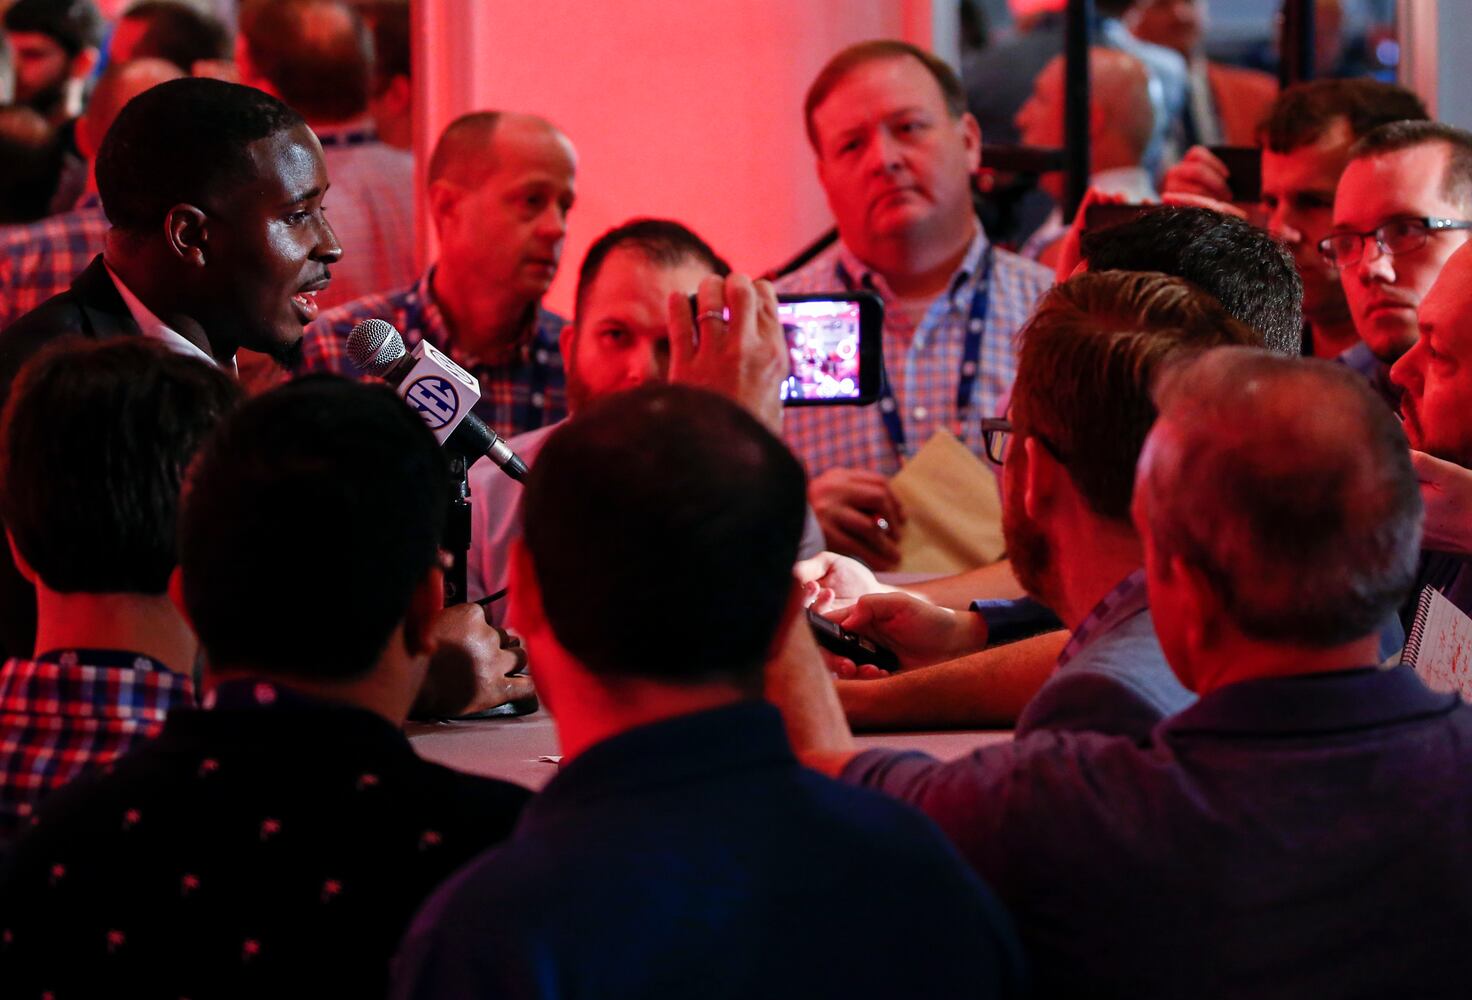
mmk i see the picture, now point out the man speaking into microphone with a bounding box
[0,77,343,656]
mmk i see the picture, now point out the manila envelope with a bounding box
[888,429,1006,574]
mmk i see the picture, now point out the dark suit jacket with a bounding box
[0,254,141,657]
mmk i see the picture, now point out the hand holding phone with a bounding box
[668,274,787,433]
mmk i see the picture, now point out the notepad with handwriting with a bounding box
[1402,586,1472,699]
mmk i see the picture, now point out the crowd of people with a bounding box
[2,0,1472,997]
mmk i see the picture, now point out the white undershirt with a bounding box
[104,262,236,374]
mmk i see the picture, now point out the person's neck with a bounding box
[207,652,419,727]
[551,674,751,763]
[1307,315,1361,359]
[858,216,977,301]
[431,265,536,361]
[103,244,235,365]
[1187,632,1384,697]
[32,589,197,677]
[1051,518,1145,632]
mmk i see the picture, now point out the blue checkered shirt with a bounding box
[0,650,194,845]
[0,194,108,331]
[775,229,1051,477]
[297,269,568,437]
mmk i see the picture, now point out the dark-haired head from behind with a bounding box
[95,76,304,234]
[114,0,231,72]
[178,377,449,681]
[1081,206,1304,355]
[0,338,240,596]
[238,0,374,124]
[520,384,807,692]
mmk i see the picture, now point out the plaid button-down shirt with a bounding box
[0,194,108,331]
[297,269,568,437]
[775,229,1051,478]
[0,649,194,844]
[313,121,417,311]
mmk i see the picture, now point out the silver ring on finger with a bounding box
[696,309,726,326]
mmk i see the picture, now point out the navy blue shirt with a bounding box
[393,701,1025,1000]
[846,666,1472,999]
[0,680,530,999]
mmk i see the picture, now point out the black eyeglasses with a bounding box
[1317,216,1472,267]
[980,417,1066,467]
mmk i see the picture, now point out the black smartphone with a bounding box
[807,608,901,673]
[689,292,884,406]
[778,292,883,406]
[1083,202,1154,232]
[1207,145,1262,202]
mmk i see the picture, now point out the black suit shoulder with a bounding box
[0,255,138,400]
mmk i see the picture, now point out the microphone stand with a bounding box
[443,449,473,607]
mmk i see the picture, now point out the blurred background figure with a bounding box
[107,0,229,75]
[353,0,410,151]
[1126,0,1277,146]
[236,0,415,309]
[0,104,58,223]
[3,0,101,125]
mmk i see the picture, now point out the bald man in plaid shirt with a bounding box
[298,111,576,439]
[780,42,1051,569]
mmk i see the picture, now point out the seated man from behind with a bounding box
[392,382,1024,1000]
[822,272,1259,738]
[772,349,1472,999]
[0,377,531,997]
[0,338,238,845]
[801,207,1299,732]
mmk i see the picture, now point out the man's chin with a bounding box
[249,333,305,371]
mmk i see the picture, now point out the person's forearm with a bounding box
[838,629,1066,731]
[764,608,858,776]
[907,559,1025,610]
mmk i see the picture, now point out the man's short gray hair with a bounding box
[1140,348,1422,646]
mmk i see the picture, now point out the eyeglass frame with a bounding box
[980,417,1067,467]
[1316,215,1472,268]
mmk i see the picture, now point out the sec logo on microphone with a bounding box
[405,375,460,429]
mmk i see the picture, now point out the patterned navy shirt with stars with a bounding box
[296,269,568,440]
[0,679,529,998]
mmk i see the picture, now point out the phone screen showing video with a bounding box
[779,299,865,403]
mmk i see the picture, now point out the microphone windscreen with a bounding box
[348,318,406,375]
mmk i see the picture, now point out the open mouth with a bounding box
[290,277,330,323]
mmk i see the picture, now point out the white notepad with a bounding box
[1401,586,1472,699]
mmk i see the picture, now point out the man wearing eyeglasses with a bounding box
[1325,121,1472,402]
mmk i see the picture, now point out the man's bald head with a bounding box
[77,57,182,159]
[1017,47,1153,184]
[427,111,567,190]
[1138,349,1421,648]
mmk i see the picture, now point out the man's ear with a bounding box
[426,180,462,241]
[403,565,443,658]
[383,74,413,116]
[1019,436,1064,520]
[6,531,35,586]
[559,321,576,366]
[960,112,982,173]
[1168,553,1222,656]
[166,205,210,267]
[167,565,194,629]
[764,577,810,664]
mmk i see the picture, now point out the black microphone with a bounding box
[347,318,529,482]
